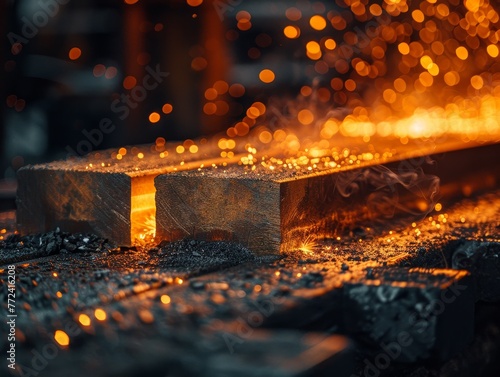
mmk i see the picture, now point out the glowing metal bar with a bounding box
[155,142,500,254]
[16,143,243,246]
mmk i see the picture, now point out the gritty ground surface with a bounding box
[1,190,499,377]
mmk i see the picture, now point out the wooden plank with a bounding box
[156,142,500,255]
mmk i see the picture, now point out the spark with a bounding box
[78,314,91,326]
[94,308,107,321]
[160,295,171,304]
[54,330,70,347]
[298,235,319,255]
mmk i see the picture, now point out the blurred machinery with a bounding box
[1,1,343,176]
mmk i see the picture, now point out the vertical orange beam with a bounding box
[200,2,232,134]
[122,3,146,145]
[130,175,156,245]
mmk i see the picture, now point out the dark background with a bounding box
[1,0,332,183]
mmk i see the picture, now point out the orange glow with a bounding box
[68,47,81,60]
[324,39,336,50]
[456,46,469,60]
[419,72,434,87]
[383,89,397,104]
[162,103,173,114]
[136,310,153,325]
[123,76,137,89]
[345,79,356,91]
[205,88,217,100]
[298,109,314,125]
[301,86,312,96]
[79,314,91,326]
[54,330,70,347]
[131,176,156,244]
[213,80,229,94]
[94,308,107,321]
[306,41,322,60]
[187,0,203,6]
[161,295,171,304]
[237,20,252,31]
[369,4,383,16]
[246,106,260,119]
[306,41,321,54]
[471,75,484,90]
[310,15,327,30]
[149,112,161,123]
[252,101,266,115]
[204,102,217,115]
[259,69,275,83]
[412,10,425,23]
[258,131,272,143]
[229,83,245,97]
[487,45,499,58]
[394,78,406,92]
[444,71,460,86]
[398,42,410,55]
[234,121,250,136]
[420,55,433,70]
[236,11,252,31]
[124,0,139,4]
[284,25,300,39]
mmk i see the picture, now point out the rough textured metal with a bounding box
[17,167,134,245]
[452,240,500,302]
[2,190,500,376]
[15,141,500,249]
[15,143,239,245]
[156,143,500,254]
[342,267,475,362]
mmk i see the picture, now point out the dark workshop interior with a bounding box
[1,1,500,376]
